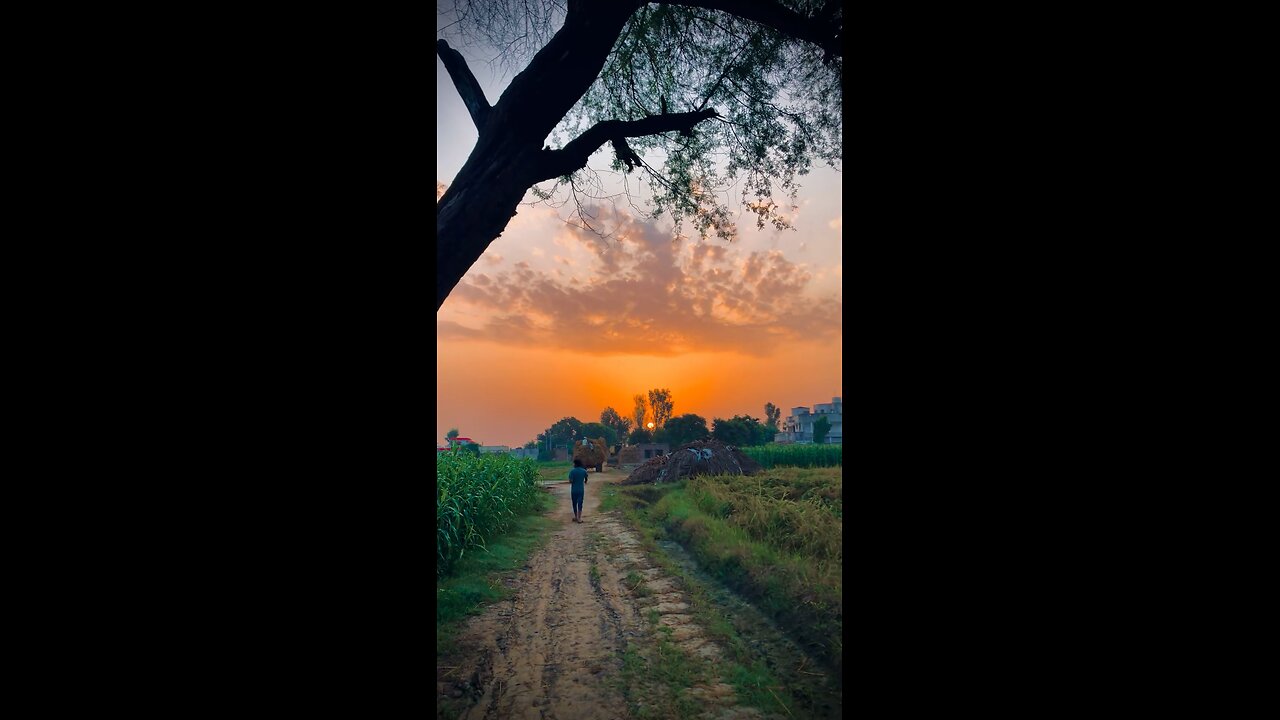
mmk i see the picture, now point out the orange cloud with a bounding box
[441,207,840,356]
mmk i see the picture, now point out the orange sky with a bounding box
[437,340,842,448]
[435,200,842,447]
[436,40,841,448]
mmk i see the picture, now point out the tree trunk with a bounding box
[436,1,640,311]
[435,142,539,311]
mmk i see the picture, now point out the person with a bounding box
[568,458,589,523]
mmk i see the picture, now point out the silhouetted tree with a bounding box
[632,394,648,431]
[600,406,634,438]
[537,417,585,453]
[648,388,674,427]
[764,402,781,431]
[436,0,843,309]
[580,422,618,447]
[712,414,769,446]
[664,413,710,446]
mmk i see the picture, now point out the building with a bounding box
[479,445,510,454]
[774,396,842,444]
[618,443,671,466]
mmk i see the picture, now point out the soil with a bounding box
[437,473,768,720]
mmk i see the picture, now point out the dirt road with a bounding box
[437,472,755,720]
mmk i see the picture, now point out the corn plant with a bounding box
[742,443,842,469]
[437,453,540,578]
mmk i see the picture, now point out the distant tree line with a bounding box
[523,395,792,458]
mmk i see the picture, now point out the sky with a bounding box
[436,22,842,449]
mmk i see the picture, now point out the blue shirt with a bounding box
[569,467,588,493]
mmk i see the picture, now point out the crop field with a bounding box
[606,465,843,674]
[742,442,842,468]
[436,452,542,578]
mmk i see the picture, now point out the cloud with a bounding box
[439,206,841,356]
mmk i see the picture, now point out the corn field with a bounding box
[437,452,540,578]
[742,443,842,469]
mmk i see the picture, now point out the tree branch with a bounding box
[436,38,491,130]
[533,108,719,182]
[655,0,841,60]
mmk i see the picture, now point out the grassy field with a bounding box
[603,466,843,676]
[534,460,572,484]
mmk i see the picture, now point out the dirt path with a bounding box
[437,472,760,720]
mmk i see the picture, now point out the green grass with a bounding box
[614,632,714,720]
[436,490,555,655]
[610,471,842,677]
[742,443,842,469]
[606,491,820,718]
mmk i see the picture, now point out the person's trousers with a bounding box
[571,489,584,514]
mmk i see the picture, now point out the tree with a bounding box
[633,394,648,431]
[711,416,751,446]
[580,421,618,448]
[600,406,634,438]
[628,427,653,444]
[648,388,674,428]
[712,414,768,446]
[537,417,585,453]
[447,428,460,444]
[652,427,670,445]
[812,415,831,444]
[664,413,710,446]
[764,402,781,431]
[435,0,843,310]
[523,440,538,449]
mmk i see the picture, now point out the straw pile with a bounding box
[620,440,762,485]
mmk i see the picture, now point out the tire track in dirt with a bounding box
[438,473,762,720]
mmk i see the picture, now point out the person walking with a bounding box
[568,458,588,523]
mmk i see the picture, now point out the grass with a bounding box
[436,489,555,656]
[615,632,714,720]
[606,494,819,718]
[608,469,843,676]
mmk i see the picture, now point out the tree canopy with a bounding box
[632,394,649,430]
[812,415,831,444]
[436,0,843,309]
[764,402,782,431]
[600,406,634,438]
[711,414,770,446]
[580,421,619,447]
[664,413,711,446]
[647,388,674,427]
[537,417,585,449]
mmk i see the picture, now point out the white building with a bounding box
[775,396,842,444]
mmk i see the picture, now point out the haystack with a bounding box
[620,440,762,485]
